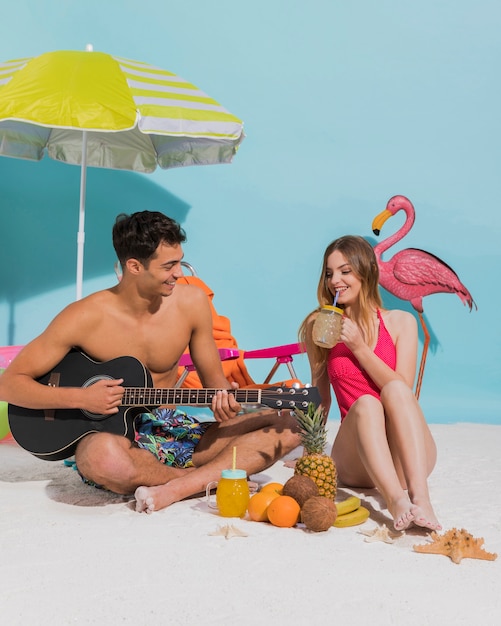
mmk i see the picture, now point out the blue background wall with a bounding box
[1,0,499,423]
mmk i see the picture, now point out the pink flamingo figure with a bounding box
[372,195,476,399]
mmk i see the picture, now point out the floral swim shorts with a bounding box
[133,408,212,468]
[78,408,212,489]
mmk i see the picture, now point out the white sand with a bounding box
[1,423,500,626]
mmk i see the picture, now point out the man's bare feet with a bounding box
[135,486,156,513]
[135,477,259,513]
[135,484,179,513]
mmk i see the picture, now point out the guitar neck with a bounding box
[122,387,262,407]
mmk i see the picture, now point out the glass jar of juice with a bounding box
[206,469,250,518]
[312,305,343,348]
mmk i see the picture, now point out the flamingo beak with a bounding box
[372,208,393,236]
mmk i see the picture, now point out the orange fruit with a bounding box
[267,495,301,528]
[260,482,284,495]
[247,490,280,522]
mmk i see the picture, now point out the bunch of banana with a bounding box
[333,495,370,528]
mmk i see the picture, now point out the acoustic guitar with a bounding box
[8,349,320,461]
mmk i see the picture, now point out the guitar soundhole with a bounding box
[81,375,115,420]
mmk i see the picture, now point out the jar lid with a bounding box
[321,305,343,314]
[221,469,247,479]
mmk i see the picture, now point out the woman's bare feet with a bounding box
[410,500,442,531]
[387,494,441,531]
[389,496,415,531]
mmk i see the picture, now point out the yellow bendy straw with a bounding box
[232,446,237,470]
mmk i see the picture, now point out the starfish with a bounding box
[413,528,498,564]
[359,523,402,544]
[208,524,249,540]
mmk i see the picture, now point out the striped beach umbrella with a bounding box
[0,47,244,299]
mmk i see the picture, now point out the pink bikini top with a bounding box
[326,309,396,421]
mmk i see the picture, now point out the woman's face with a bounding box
[325,249,362,306]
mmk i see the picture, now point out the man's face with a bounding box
[140,242,184,297]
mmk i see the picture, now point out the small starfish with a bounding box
[414,528,497,564]
[359,523,402,544]
[208,524,249,540]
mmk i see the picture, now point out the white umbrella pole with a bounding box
[76,130,88,301]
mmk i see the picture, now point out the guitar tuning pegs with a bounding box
[292,382,300,389]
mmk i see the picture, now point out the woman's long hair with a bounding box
[299,235,383,377]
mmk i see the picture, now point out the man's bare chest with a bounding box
[79,313,192,377]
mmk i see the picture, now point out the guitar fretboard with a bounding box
[122,388,262,407]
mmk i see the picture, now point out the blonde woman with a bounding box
[300,235,440,531]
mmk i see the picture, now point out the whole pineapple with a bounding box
[293,403,337,500]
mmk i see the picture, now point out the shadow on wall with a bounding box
[0,157,191,343]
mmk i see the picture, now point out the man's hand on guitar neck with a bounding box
[211,383,242,422]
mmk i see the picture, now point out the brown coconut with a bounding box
[282,474,319,507]
[301,496,338,532]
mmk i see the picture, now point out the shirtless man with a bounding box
[0,211,300,513]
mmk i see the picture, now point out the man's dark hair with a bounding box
[113,211,187,267]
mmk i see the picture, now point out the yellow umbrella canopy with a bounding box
[0,49,244,170]
[0,48,245,298]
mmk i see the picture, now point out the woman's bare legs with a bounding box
[380,380,439,530]
[331,382,440,531]
[332,395,416,530]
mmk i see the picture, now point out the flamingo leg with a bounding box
[415,312,430,400]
